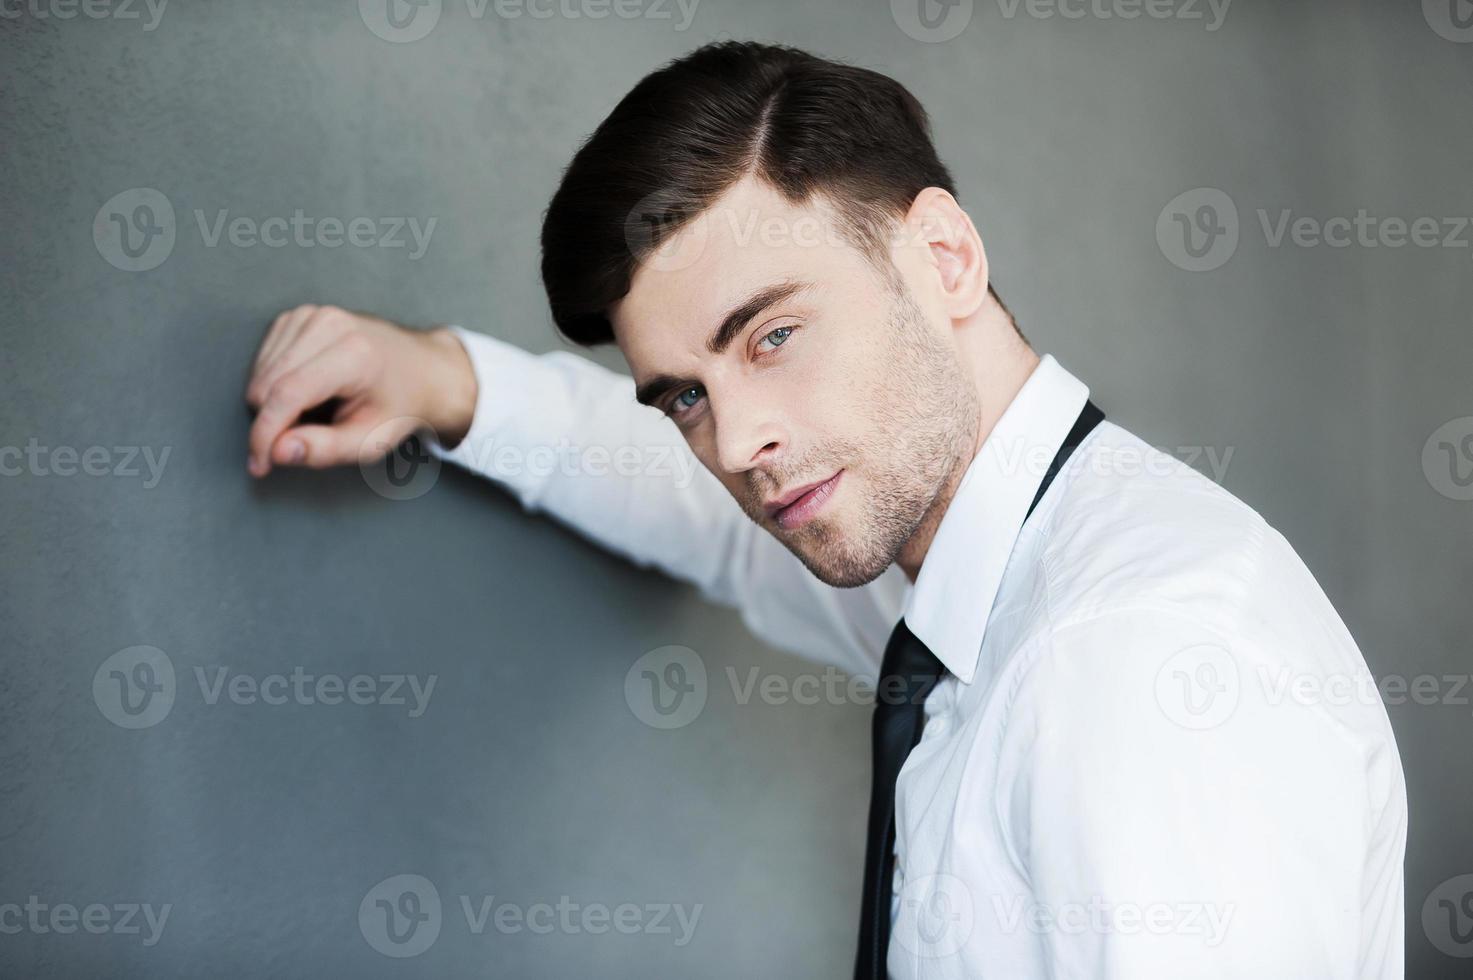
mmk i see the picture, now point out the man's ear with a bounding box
[900,187,990,321]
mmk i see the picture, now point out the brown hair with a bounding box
[539,40,1011,347]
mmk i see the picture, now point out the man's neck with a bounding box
[896,304,1041,583]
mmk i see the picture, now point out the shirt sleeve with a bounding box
[428,325,906,679]
[993,603,1398,979]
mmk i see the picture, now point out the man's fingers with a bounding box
[247,344,367,476]
[272,419,386,470]
[247,305,355,408]
[252,304,317,377]
[247,319,348,410]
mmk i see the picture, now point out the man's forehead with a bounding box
[614,180,852,347]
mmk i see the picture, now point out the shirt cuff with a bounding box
[427,324,543,472]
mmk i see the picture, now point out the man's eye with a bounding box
[669,385,705,416]
[757,325,794,353]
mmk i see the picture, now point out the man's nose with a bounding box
[712,396,785,476]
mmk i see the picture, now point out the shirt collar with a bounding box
[899,353,1090,684]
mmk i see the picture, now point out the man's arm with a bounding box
[430,325,906,679]
[244,306,904,678]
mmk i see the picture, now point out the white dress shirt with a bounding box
[433,326,1407,979]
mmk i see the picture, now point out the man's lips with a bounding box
[763,470,844,530]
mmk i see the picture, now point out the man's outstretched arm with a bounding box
[245,305,906,678]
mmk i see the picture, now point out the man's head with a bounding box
[540,41,1029,588]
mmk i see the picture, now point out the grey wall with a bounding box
[2,1,1469,976]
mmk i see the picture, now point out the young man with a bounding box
[244,41,1406,979]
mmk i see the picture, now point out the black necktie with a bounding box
[853,399,1104,979]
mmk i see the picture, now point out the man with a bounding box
[244,41,1406,979]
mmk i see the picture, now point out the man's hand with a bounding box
[245,305,477,477]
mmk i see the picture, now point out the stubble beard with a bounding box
[755,277,981,589]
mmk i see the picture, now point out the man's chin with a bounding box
[783,526,895,589]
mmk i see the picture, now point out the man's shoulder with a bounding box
[1023,420,1375,680]
[1032,419,1274,633]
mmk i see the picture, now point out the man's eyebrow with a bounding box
[633,277,816,409]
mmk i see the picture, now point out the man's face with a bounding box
[612,175,979,588]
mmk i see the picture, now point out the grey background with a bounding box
[2,0,1470,976]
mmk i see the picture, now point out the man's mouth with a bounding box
[763,470,844,531]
